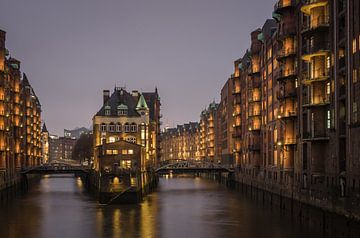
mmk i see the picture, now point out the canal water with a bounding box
[0,175,317,238]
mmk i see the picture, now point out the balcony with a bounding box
[274,0,296,14]
[303,131,329,141]
[303,96,330,107]
[302,15,330,36]
[232,88,241,95]
[301,0,328,15]
[248,124,261,131]
[248,96,261,103]
[248,67,260,76]
[284,138,297,145]
[278,25,297,40]
[276,68,297,81]
[276,90,297,100]
[277,138,297,146]
[248,110,261,117]
[277,110,297,119]
[248,79,261,89]
[276,47,296,61]
[303,69,330,84]
[302,43,330,61]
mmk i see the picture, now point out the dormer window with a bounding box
[117,104,128,116]
[105,105,111,116]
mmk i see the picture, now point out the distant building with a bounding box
[48,135,76,162]
[200,102,219,162]
[64,127,91,139]
[41,123,49,163]
[161,122,200,161]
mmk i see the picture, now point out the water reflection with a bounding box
[0,175,317,238]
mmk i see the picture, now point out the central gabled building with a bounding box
[92,87,160,202]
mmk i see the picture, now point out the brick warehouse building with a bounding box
[0,30,42,193]
[161,122,200,161]
[232,0,360,220]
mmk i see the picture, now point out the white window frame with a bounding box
[100,124,107,132]
[130,124,137,132]
[116,124,122,132]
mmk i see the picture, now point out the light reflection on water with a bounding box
[0,175,317,238]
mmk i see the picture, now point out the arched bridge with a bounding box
[155,159,234,174]
[21,161,89,175]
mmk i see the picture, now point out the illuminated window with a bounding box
[327,110,331,129]
[353,102,358,123]
[353,69,358,83]
[109,137,116,143]
[326,56,331,69]
[353,38,357,54]
[326,82,331,95]
[128,149,134,155]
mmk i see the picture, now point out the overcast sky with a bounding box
[0,0,274,135]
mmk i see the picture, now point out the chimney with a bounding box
[0,30,5,71]
[103,90,110,105]
[132,90,139,97]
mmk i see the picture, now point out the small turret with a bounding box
[136,94,149,111]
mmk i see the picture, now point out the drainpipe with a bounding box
[346,0,351,176]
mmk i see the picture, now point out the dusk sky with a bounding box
[0,0,274,135]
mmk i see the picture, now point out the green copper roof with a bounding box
[257,33,264,43]
[136,94,148,110]
[272,12,281,22]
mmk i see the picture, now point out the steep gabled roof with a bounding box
[42,123,48,133]
[136,94,149,110]
[96,88,140,117]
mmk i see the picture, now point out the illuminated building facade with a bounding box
[92,87,160,201]
[41,123,49,163]
[231,0,360,218]
[161,122,200,161]
[0,29,42,191]
[200,102,218,162]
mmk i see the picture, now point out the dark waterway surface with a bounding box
[0,175,317,238]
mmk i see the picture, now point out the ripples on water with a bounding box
[0,175,317,238]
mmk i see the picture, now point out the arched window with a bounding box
[105,105,111,116]
[100,123,107,132]
[108,123,115,132]
[116,123,122,132]
[130,123,137,132]
[124,123,130,132]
